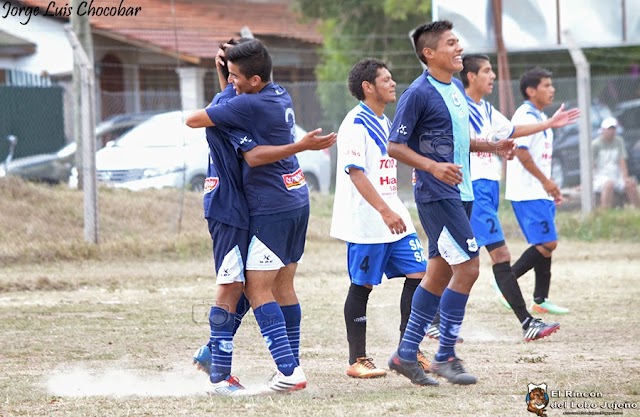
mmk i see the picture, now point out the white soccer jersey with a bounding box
[467,97,515,181]
[330,103,416,244]
[505,101,554,201]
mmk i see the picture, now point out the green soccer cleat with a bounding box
[531,300,570,315]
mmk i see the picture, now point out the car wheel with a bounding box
[189,175,206,192]
[305,173,320,193]
[551,158,565,189]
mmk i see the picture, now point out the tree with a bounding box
[293,0,431,130]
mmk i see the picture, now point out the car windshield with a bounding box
[113,113,200,147]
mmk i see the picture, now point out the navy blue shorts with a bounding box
[511,199,557,245]
[417,199,480,265]
[346,233,426,286]
[470,179,505,248]
[207,219,249,284]
[246,205,309,270]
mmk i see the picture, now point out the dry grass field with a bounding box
[1,178,639,417]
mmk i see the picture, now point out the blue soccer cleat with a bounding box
[193,344,212,375]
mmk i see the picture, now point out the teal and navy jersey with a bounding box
[389,71,472,203]
[203,85,250,230]
[206,82,309,216]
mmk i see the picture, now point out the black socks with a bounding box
[344,283,372,364]
[493,262,532,325]
[399,278,420,343]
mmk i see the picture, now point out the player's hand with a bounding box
[298,128,337,151]
[215,47,228,69]
[380,208,407,235]
[543,178,563,204]
[494,139,517,160]
[548,103,581,129]
[432,162,463,186]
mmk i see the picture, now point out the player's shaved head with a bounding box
[412,20,454,65]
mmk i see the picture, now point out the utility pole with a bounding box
[71,0,94,190]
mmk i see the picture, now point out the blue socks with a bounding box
[208,306,236,383]
[232,293,251,335]
[398,286,440,361]
[280,304,301,365]
[254,301,298,376]
[435,288,469,362]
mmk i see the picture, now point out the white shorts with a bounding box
[594,176,625,193]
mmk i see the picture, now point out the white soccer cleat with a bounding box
[206,375,245,396]
[267,366,307,392]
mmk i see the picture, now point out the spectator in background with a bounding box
[593,117,640,208]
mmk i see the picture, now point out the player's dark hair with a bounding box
[218,37,252,80]
[348,58,389,101]
[460,54,491,87]
[226,39,272,82]
[519,67,552,100]
[411,20,454,65]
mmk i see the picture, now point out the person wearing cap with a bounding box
[593,117,640,208]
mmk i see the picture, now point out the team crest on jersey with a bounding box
[282,168,307,190]
[263,335,273,348]
[451,90,462,106]
[204,177,219,193]
[466,238,479,252]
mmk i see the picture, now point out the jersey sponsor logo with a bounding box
[204,177,220,193]
[379,176,397,186]
[346,149,361,157]
[397,124,408,135]
[379,158,396,169]
[239,135,252,145]
[282,167,307,190]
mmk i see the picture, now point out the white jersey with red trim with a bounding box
[330,102,415,244]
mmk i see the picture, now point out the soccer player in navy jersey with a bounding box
[187,39,336,392]
[187,39,335,395]
[385,20,514,386]
[426,55,579,343]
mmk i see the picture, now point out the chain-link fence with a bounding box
[2,71,640,256]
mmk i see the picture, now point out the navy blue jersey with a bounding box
[389,71,470,203]
[206,83,309,216]
[203,85,250,229]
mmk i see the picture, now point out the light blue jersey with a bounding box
[427,76,473,202]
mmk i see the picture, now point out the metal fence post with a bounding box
[65,25,98,244]
[564,30,594,217]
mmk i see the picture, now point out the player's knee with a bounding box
[488,244,511,264]
[538,241,557,254]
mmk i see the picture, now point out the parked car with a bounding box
[95,110,331,194]
[0,112,157,185]
[550,100,640,188]
[550,101,615,188]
